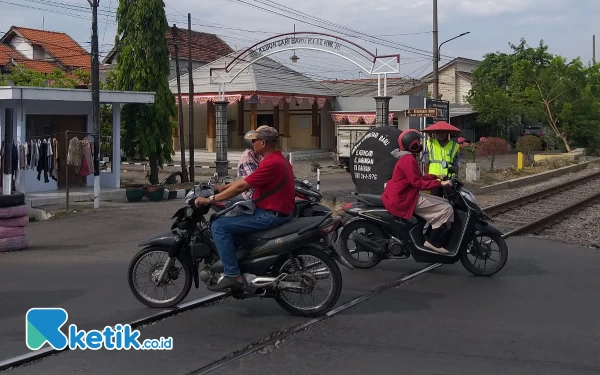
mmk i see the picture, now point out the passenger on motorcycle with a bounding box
[194,126,295,292]
[382,129,454,254]
[213,127,266,200]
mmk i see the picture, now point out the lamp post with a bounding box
[434,31,470,99]
[438,32,471,61]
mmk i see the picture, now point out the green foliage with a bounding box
[468,38,600,153]
[516,135,542,162]
[0,64,91,88]
[114,0,175,184]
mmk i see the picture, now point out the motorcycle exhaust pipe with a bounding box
[247,273,288,288]
[353,233,386,256]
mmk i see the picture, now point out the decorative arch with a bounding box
[210,31,400,98]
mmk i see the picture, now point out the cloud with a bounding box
[457,0,535,16]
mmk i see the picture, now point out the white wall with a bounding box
[10,37,33,59]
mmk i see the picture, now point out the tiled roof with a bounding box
[319,77,430,97]
[165,27,233,63]
[11,59,60,74]
[8,26,91,68]
[104,28,233,64]
[0,44,21,65]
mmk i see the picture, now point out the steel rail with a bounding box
[483,169,600,216]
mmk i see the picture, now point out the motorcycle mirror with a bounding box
[447,166,457,175]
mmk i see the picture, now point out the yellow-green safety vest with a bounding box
[426,139,459,176]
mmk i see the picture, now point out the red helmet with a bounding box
[398,129,423,153]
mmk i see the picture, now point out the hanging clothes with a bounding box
[37,140,49,183]
[67,136,82,172]
[0,142,4,189]
[50,138,59,181]
[79,137,94,177]
[30,140,39,169]
[26,141,32,169]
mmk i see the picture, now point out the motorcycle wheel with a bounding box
[338,220,384,269]
[274,247,343,318]
[460,233,508,276]
[127,246,193,308]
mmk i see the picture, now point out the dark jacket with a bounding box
[381,151,442,219]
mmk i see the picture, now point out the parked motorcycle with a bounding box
[127,188,348,317]
[337,174,508,276]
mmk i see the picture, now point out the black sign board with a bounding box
[425,99,450,125]
[349,126,402,195]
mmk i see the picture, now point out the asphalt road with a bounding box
[2,200,600,374]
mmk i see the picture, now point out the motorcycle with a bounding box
[337,173,508,276]
[127,188,349,317]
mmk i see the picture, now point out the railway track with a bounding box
[483,170,600,238]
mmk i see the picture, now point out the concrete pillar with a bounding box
[16,104,26,193]
[112,103,121,188]
[311,101,319,149]
[2,107,13,195]
[282,101,290,151]
[214,101,230,177]
[374,96,392,126]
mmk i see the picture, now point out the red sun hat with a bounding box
[422,121,461,133]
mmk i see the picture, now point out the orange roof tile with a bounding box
[11,26,91,68]
[12,59,60,74]
[0,44,21,66]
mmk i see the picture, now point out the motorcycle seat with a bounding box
[243,217,322,240]
[356,194,384,207]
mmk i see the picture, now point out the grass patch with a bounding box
[464,158,580,189]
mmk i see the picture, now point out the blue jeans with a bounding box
[210,208,291,277]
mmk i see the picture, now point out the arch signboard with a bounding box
[210,32,400,98]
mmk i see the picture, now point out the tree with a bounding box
[0,64,90,87]
[114,0,175,184]
[516,135,542,163]
[476,137,508,171]
[468,38,600,153]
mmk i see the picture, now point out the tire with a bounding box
[338,220,384,269]
[274,247,343,318]
[0,234,29,252]
[460,233,508,276]
[127,246,193,308]
[0,204,28,219]
[0,192,25,209]
[0,215,29,227]
[0,226,25,239]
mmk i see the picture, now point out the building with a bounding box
[101,27,233,82]
[169,52,340,163]
[421,57,479,104]
[0,26,91,75]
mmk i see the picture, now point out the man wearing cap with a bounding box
[194,126,295,292]
[421,131,460,197]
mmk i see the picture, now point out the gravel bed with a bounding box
[529,200,600,248]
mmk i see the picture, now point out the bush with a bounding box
[476,137,508,171]
[516,135,543,163]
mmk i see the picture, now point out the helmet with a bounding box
[398,129,423,153]
[243,130,256,150]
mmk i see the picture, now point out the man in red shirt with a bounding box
[194,126,295,292]
[382,129,454,254]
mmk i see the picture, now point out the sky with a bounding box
[1,0,598,82]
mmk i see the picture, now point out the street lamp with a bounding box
[438,31,470,61]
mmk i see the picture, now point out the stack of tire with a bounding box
[0,192,29,252]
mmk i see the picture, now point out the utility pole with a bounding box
[594,35,596,64]
[187,13,195,182]
[432,0,439,100]
[89,0,101,209]
[172,25,189,182]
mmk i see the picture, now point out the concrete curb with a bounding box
[472,159,600,195]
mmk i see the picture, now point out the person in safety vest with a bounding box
[382,129,454,254]
[421,130,460,197]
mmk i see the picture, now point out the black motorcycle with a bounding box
[127,188,348,317]
[337,175,508,276]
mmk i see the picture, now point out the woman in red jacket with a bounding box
[382,129,454,254]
